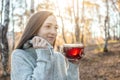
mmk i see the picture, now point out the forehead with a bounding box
[43,15,57,24]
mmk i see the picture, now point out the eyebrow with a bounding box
[46,23,58,26]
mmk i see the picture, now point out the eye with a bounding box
[55,26,58,29]
[55,25,59,29]
[46,25,51,28]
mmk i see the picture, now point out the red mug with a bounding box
[63,44,84,59]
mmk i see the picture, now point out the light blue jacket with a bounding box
[11,48,80,80]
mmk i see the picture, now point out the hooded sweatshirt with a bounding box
[11,47,80,80]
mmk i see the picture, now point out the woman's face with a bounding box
[37,15,58,45]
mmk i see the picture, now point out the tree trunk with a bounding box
[111,0,120,40]
[81,0,85,43]
[73,0,80,43]
[30,0,35,13]
[104,16,108,52]
[103,0,109,52]
[0,0,10,78]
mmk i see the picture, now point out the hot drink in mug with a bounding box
[63,44,84,59]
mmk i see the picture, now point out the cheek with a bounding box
[37,31,47,37]
[37,29,43,35]
[37,33,44,37]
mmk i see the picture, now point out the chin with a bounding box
[48,40,55,47]
[50,42,54,46]
[48,41,53,46]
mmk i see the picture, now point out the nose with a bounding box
[50,27,57,36]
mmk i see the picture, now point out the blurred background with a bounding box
[0,0,120,80]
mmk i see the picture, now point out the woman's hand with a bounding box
[68,59,81,65]
[31,36,48,49]
[69,53,85,65]
[67,50,85,65]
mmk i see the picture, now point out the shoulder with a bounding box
[11,49,27,61]
[12,49,26,56]
[11,49,34,59]
[11,49,27,64]
[11,48,37,65]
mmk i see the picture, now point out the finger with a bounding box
[35,37,41,47]
[38,39,48,48]
[42,41,48,48]
[32,38,36,48]
[32,36,41,48]
[33,37,47,48]
[31,36,49,48]
[33,37,38,48]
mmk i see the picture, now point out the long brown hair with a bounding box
[16,11,53,49]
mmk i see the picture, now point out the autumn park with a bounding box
[0,0,120,80]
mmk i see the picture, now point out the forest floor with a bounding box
[79,41,120,80]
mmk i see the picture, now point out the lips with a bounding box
[47,37,55,43]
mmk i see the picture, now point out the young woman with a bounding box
[11,11,80,80]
